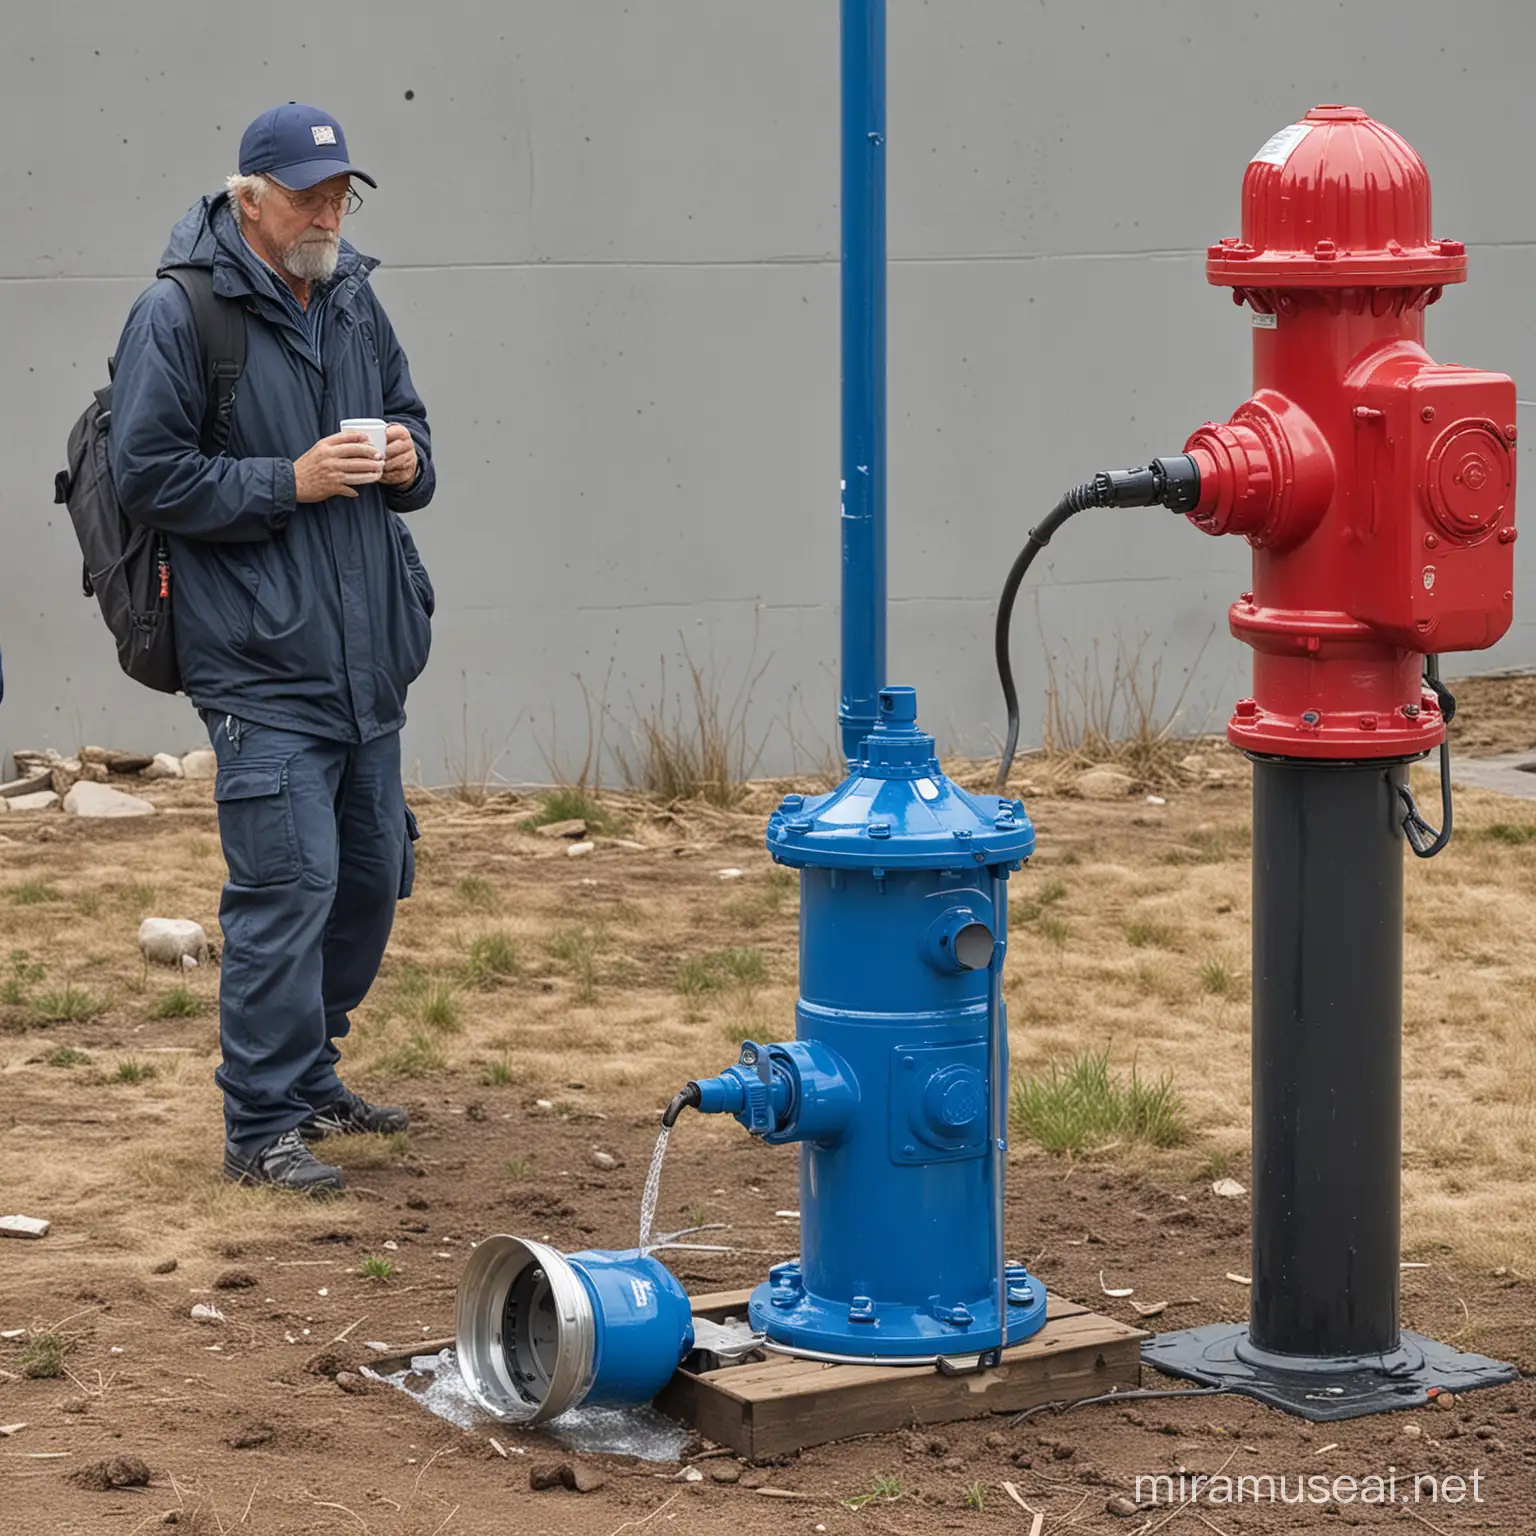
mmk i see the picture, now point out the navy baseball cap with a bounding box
[238,103,376,191]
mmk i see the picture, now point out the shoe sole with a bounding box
[222,1157,346,1196]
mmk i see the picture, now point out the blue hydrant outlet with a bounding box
[691,1040,859,1146]
[456,1236,694,1424]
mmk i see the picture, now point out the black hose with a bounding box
[662,1083,702,1128]
[1397,656,1456,859]
[994,480,1112,790]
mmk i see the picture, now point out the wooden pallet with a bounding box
[655,1289,1145,1460]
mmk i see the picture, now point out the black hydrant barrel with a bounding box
[1249,757,1406,1359]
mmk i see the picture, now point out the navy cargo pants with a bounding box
[204,712,416,1155]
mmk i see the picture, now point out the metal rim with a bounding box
[455,1235,596,1424]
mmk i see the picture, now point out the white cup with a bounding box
[340,417,388,479]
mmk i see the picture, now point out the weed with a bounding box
[360,1255,394,1281]
[609,638,771,807]
[481,1057,519,1087]
[1164,825,1250,866]
[685,1203,708,1228]
[964,1481,986,1511]
[677,948,768,998]
[373,1032,448,1080]
[2,950,45,1006]
[32,986,100,1025]
[75,893,102,918]
[1484,822,1536,845]
[387,966,464,1033]
[19,1330,70,1379]
[11,880,61,906]
[545,924,606,1004]
[842,1475,903,1511]
[1198,1149,1235,1182]
[1038,879,1067,906]
[150,985,204,1020]
[521,786,623,835]
[505,1157,532,1180]
[1011,1047,1188,1155]
[1198,958,1239,998]
[1037,915,1069,948]
[114,1059,157,1085]
[1127,918,1178,950]
[124,882,157,911]
[467,931,521,985]
[456,876,500,912]
[189,836,216,860]
[45,1046,92,1068]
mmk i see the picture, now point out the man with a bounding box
[110,104,437,1195]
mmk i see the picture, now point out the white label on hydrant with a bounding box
[1250,123,1313,167]
[1252,313,1278,329]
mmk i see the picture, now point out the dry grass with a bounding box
[1,676,1534,1280]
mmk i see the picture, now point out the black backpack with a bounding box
[54,266,246,694]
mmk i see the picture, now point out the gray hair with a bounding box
[224,172,269,226]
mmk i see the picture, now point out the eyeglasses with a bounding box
[267,178,364,219]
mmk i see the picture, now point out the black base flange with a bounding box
[1142,1325,1519,1422]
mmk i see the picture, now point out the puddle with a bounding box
[365,1347,690,1462]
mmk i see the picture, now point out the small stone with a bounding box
[567,1463,606,1494]
[180,749,218,781]
[8,791,59,813]
[141,753,185,780]
[189,1304,225,1323]
[228,1425,273,1450]
[1402,1423,1423,1439]
[1211,1178,1247,1199]
[567,841,595,858]
[304,1349,349,1379]
[1077,767,1135,802]
[63,781,155,818]
[1106,1494,1140,1517]
[1051,1442,1075,1460]
[925,1436,949,1456]
[708,1462,742,1484]
[58,1396,89,1414]
[984,1432,1007,1449]
[590,1151,618,1171]
[716,868,746,881]
[940,1456,965,1472]
[51,759,85,796]
[535,819,586,839]
[1436,1392,1458,1411]
[739,1471,766,1489]
[679,1467,705,1483]
[529,1461,570,1491]
[82,747,155,774]
[405,1195,430,1211]
[71,1455,152,1490]
[214,1269,258,1291]
[334,1372,373,1396]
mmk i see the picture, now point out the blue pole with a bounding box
[838,0,887,766]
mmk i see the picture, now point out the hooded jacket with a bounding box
[108,193,436,744]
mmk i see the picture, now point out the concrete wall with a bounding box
[3,0,1532,784]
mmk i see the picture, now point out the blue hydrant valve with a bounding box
[692,1039,859,1147]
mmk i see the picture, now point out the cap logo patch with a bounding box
[311,125,337,146]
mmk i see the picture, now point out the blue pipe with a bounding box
[838,0,888,766]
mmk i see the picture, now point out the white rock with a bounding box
[716,868,746,881]
[1077,767,1135,802]
[1145,795,1167,807]
[141,753,185,780]
[139,918,211,969]
[8,791,59,813]
[190,1304,225,1323]
[0,1216,50,1239]
[63,781,155,819]
[534,1099,554,1110]
[590,1151,618,1171]
[180,748,218,781]
[1211,1178,1248,1199]
[567,841,595,858]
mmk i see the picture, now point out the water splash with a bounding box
[365,1348,688,1461]
[637,1123,671,1253]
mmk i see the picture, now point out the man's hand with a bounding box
[381,423,419,489]
[293,432,384,502]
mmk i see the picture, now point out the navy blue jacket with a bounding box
[109,194,436,744]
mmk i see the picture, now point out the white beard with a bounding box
[283,233,340,283]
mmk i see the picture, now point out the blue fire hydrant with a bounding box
[683,685,1047,1362]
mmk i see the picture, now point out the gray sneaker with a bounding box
[224,1129,346,1195]
[299,1087,410,1141]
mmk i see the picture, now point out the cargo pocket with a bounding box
[399,805,420,899]
[214,763,301,887]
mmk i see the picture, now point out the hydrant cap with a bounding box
[1207,105,1467,289]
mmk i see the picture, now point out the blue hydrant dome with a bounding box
[767,686,1036,870]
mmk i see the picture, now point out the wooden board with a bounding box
[655,1289,1144,1460]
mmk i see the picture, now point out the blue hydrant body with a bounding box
[691,686,1048,1360]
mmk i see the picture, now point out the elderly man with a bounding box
[109,104,437,1194]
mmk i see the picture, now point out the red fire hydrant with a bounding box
[1186,104,1516,759]
[1139,105,1520,1419]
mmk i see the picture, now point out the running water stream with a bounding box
[636,1124,671,1253]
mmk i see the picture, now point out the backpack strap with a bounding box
[163,266,247,456]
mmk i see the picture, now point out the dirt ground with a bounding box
[2,677,1534,1534]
